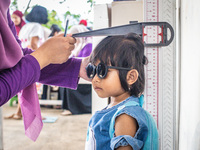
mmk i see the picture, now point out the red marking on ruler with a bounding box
[144,0,159,126]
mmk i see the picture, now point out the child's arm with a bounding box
[115,114,139,150]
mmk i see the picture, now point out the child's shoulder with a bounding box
[117,97,146,115]
[116,103,147,123]
[112,97,149,126]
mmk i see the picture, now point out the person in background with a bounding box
[49,24,62,37]
[85,33,158,149]
[11,10,26,36]
[42,25,51,41]
[60,24,92,115]
[69,24,92,57]
[79,19,92,31]
[79,19,87,27]
[19,5,49,50]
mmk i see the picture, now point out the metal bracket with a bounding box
[72,21,174,47]
[142,22,174,47]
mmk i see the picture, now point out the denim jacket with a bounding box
[85,96,158,150]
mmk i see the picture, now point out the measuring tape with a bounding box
[143,0,159,125]
[144,0,176,149]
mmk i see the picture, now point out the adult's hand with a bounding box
[79,56,92,82]
[31,33,76,69]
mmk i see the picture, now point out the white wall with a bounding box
[179,0,200,149]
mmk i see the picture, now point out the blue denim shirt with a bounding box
[85,96,153,150]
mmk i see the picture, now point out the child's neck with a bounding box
[107,92,130,109]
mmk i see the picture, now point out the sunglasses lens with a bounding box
[97,63,106,78]
[86,64,95,78]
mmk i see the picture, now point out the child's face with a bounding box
[91,61,129,100]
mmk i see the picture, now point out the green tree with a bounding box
[87,0,96,13]
[9,0,18,12]
[64,11,81,30]
[43,10,64,31]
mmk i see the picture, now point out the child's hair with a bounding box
[90,33,148,97]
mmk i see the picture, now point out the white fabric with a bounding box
[68,24,92,57]
[19,23,44,48]
[42,26,51,40]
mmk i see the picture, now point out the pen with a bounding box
[64,19,69,37]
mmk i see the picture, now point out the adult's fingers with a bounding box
[53,33,76,44]
[67,36,76,44]
[68,44,75,51]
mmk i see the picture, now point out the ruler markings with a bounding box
[144,0,159,125]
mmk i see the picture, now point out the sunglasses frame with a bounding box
[86,62,131,79]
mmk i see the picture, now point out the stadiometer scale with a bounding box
[144,0,176,149]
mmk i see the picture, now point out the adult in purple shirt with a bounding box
[0,1,90,141]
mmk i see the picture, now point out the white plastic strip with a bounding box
[143,0,176,149]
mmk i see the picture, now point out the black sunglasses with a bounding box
[86,63,131,79]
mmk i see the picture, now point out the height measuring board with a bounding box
[143,0,160,127]
[143,0,176,150]
[92,1,176,149]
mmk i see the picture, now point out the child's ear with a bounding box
[126,69,138,85]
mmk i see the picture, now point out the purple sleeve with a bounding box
[77,43,92,57]
[39,58,82,89]
[0,55,41,106]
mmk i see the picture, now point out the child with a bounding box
[85,33,158,150]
